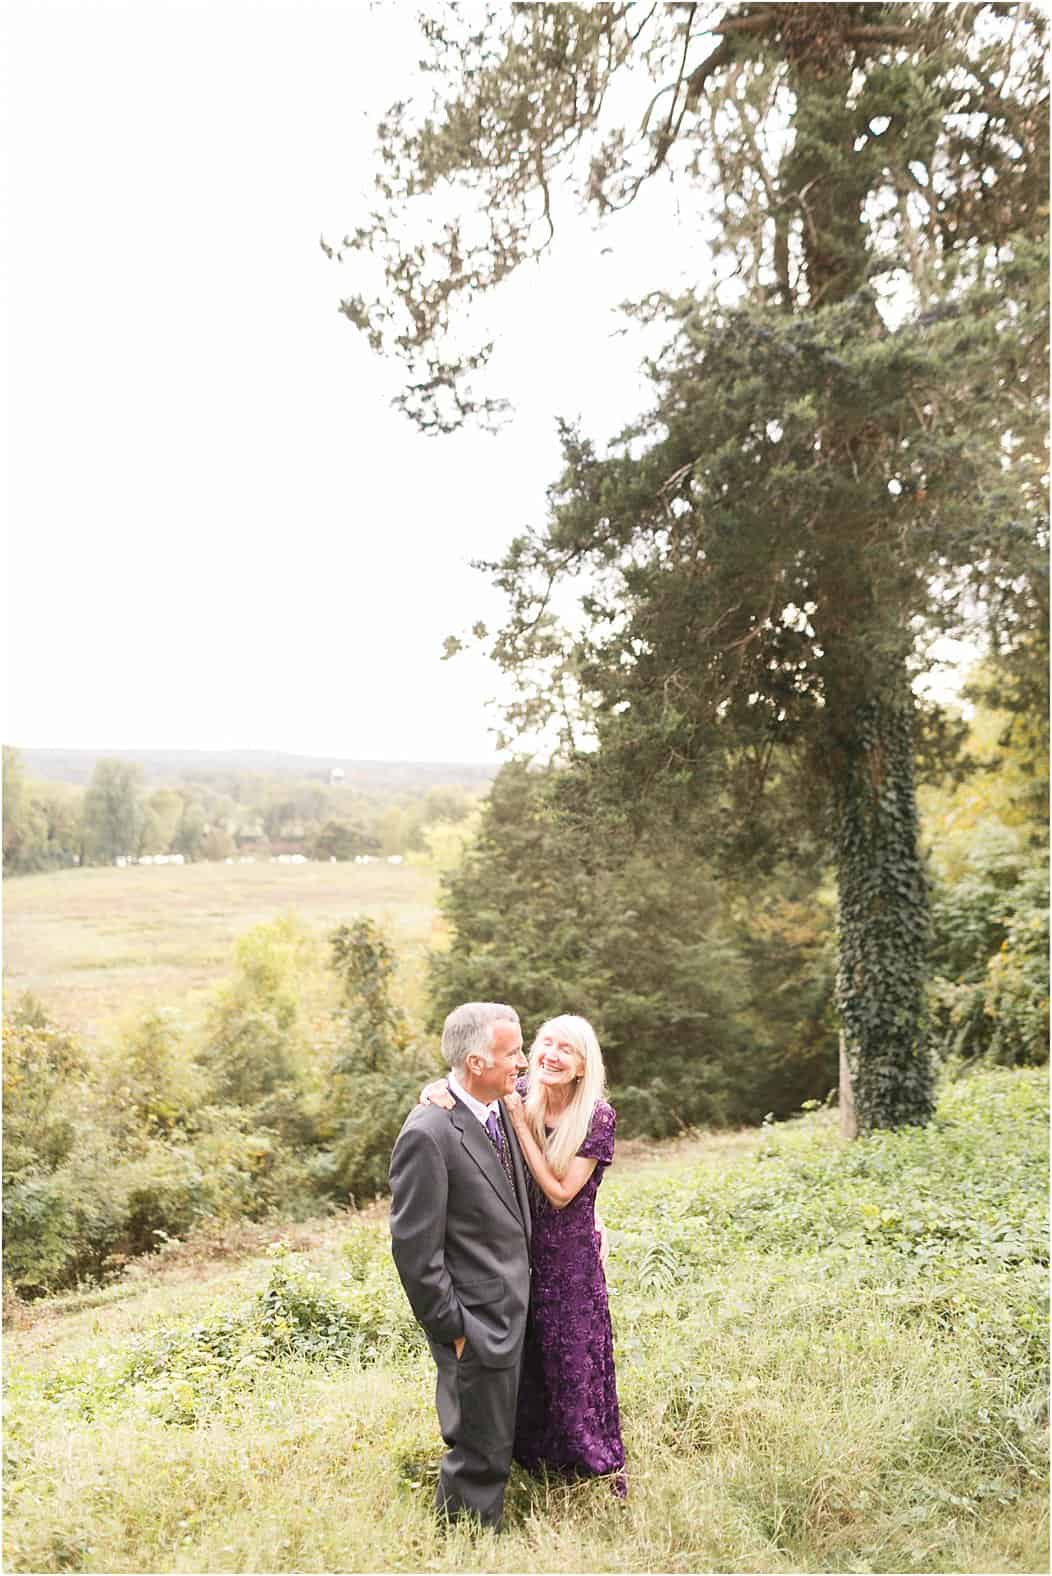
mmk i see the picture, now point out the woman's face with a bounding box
[533,1026,584,1089]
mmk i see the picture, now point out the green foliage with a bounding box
[2,1137,211,1297]
[103,1009,203,1139]
[337,7,1047,425]
[2,749,83,874]
[929,830,1049,1066]
[2,922,332,1295]
[172,800,207,861]
[311,819,381,861]
[63,1241,422,1425]
[2,997,219,1295]
[2,997,88,1179]
[201,917,314,1106]
[923,687,1050,1069]
[835,696,934,1130]
[608,1069,1047,1280]
[430,762,837,1132]
[324,919,440,1203]
[3,747,49,873]
[331,918,412,1071]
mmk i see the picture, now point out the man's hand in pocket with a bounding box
[454,1336,466,1359]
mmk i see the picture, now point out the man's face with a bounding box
[472,1019,526,1103]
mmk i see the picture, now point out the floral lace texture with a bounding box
[513,1086,626,1491]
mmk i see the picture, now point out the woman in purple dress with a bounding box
[504,1015,626,1493]
[421,1014,625,1495]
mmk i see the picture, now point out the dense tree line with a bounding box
[429,679,1046,1133]
[429,760,839,1131]
[1,746,483,875]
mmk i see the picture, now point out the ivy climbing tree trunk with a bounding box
[831,694,933,1129]
[784,20,934,1131]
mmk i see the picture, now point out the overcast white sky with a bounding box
[5,2,973,765]
[4,0,707,764]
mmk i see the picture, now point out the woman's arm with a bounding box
[504,1093,596,1210]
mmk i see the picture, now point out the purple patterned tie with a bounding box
[485,1110,503,1157]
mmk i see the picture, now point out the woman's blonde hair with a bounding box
[524,1015,607,1178]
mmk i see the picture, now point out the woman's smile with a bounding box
[536,1035,583,1085]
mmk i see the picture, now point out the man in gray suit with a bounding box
[389,1001,532,1530]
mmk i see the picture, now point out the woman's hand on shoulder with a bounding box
[419,1078,454,1109]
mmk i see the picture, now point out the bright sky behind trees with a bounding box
[5,1,970,761]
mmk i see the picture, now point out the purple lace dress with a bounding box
[513,1082,626,1492]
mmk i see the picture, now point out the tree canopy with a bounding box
[338,3,1048,1131]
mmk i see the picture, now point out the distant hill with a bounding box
[18,747,499,795]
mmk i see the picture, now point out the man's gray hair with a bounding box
[441,1002,519,1070]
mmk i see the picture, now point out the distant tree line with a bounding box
[1,747,483,875]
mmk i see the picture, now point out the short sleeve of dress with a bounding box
[577,1100,615,1166]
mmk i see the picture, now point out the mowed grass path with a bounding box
[3,862,440,1037]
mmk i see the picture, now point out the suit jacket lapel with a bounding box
[449,1098,525,1229]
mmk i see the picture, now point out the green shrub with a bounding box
[3,1139,215,1297]
[2,999,88,1180]
[102,1009,204,1140]
[65,1244,422,1423]
[321,919,441,1204]
[200,917,316,1105]
[928,821,1049,1067]
[3,1151,130,1296]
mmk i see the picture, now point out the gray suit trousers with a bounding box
[432,1339,522,1527]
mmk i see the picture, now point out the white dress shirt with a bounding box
[447,1069,501,1128]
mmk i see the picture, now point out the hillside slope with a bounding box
[4,1067,1047,1574]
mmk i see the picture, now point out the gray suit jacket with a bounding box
[389,1093,532,1368]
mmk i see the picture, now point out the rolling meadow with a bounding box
[3,859,441,1040]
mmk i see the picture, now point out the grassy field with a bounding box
[3,862,441,1038]
[4,1067,1047,1575]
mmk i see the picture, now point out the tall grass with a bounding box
[4,1067,1047,1573]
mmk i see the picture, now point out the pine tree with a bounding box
[336,4,1048,1130]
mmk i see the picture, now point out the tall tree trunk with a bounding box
[831,692,933,1131]
[782,24,935,1131]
